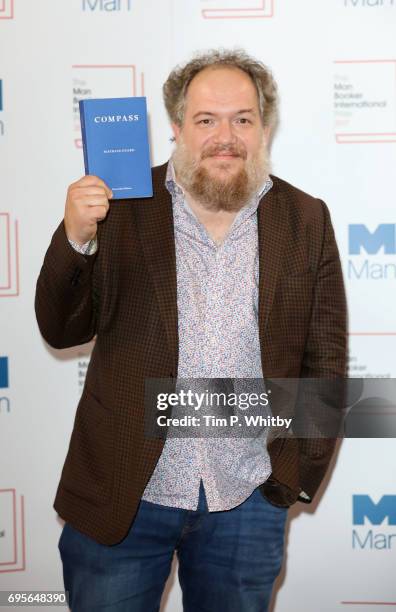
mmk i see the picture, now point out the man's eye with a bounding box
[198,119,213,125]
[236,117,251,124]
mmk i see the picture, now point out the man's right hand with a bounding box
[64,175,113,246]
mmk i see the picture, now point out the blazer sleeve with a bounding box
[297,200,348,500]
[35,221,98,349]
[302,200,348,379]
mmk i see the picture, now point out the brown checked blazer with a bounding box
[35,162,347,545]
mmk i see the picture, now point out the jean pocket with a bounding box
[256,486,289,513]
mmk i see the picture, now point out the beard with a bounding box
[172,137,271,212]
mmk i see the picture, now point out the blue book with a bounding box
[79,97,152,199]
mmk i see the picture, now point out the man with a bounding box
[35,49,347,611]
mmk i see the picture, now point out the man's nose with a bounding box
[213,120,236,145]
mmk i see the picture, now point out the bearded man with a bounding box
[35,49,347,612]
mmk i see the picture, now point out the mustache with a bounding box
[201,143,247,160]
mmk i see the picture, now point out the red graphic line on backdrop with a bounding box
[336,133,396,137]
[341,602,396,606]
[335,59,396,64]
[19,496,26,572]
[141,72,145,96]
[334,59,396,144]
[336,135,396,144]
[72,65,137,96]
[349,332,396,336]
[202,0,274,19]
[0,219,19,298]
[0,0,13,19]
[0,494,26,573]
[0,489,16,565]
[0,213,11,289]
[338,140,396,144]
[0,498,26,573]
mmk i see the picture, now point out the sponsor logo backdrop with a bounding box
[0,0,395,610]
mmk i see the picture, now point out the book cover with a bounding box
[79,97,153,199]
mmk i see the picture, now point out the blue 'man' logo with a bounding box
[349,224,396,255]
[353,495,396,525]
[0,357,8,388]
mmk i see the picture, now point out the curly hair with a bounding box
[163,48,278,130]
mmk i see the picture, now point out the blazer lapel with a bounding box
[257,179,288,354]
[134,167,288,378]
[134,164,179,375]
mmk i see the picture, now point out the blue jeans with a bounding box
[59,480,287,611]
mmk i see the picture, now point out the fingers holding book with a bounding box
[64,175,113,246]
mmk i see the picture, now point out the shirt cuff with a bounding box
[298,490,311,502]
[68,236,98,255]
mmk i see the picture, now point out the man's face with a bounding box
[172,66,271,211]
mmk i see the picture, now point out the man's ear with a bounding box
[172,123,181,143]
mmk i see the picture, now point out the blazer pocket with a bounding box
[60,388,114,506]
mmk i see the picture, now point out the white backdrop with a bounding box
[1,1,396,610]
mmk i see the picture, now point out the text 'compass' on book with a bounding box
[79,97,153,199]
